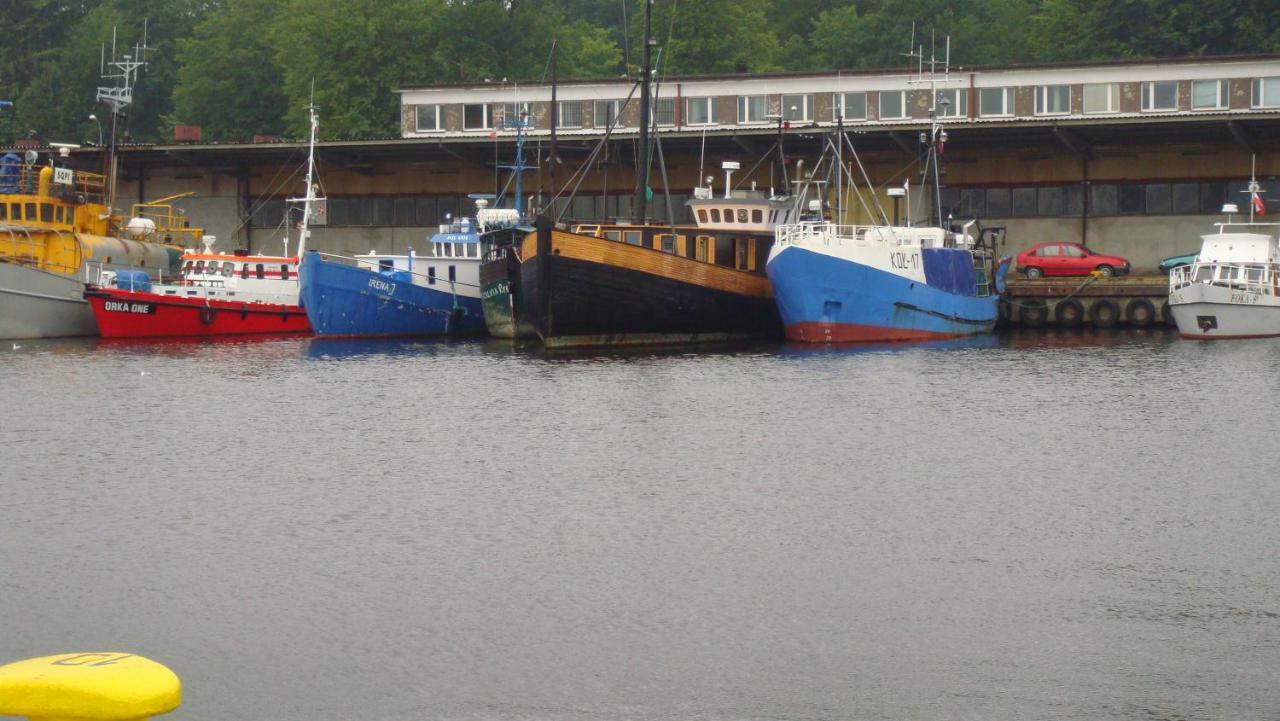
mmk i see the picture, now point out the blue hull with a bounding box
[299,251,485,338]
[766,245,1003,342]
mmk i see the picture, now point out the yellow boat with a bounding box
[0,149,204,339]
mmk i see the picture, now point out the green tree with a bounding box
[171,0,287,141]
[641,0,780,75]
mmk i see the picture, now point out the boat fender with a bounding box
[1089,298,1119,328]
[1017,299,1048,327]
[1054,299,1085,327]
[241,304,248,321]
[1125,299,1155,327]
[199,306,216,326]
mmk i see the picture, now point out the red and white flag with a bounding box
[1253,194,1266,216]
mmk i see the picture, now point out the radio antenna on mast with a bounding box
[96,20,151,213]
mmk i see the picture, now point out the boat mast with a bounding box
[95,22,149,215]
[287,103,323,259]
[634,0,653,224]
[548,40,559,213]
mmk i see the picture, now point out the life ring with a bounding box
[1089,299,1120,328]
[1054,299,1085,327]
[198,306,216,326]
[1018,299,1049,327]
[1125,299,1156,328]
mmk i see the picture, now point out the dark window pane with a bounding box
[347,198,371,226]
[395,198,416,226]
[1200,183,1227,213]
[415,197,437,226]
[985,188,1010,217]
[328,197,349,225]
[961,188,985,217]
[1064,185,1084,215]
[1172,183,1199,214]
[1090,184,1118,215]
[1012,187,1037,217]
[437,196,460,223]
[1037,187,1064,216]
[939,188,960,218]
[1145,184,1171,214]
[1118,184,1144,215]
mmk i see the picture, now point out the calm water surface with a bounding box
[2,330,1279,721]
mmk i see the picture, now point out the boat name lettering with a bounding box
[1229,292,1260,304]
[480,281,509,300]
[890,251,920,270]
[103,300,156,314]
[367,278,396,295]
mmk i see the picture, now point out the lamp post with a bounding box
[88,114,102,145]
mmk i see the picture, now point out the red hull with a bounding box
[85,288,311,338]
[785,321,962,343]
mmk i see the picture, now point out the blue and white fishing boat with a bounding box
[298,210,489,338]
[766,40,1010,343]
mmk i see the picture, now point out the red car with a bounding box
[1016,242,1131,278]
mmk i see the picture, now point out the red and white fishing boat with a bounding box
[85,107,325,338]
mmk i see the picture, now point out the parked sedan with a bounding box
[1016,242,1131,278]
[1158,251,1198,274]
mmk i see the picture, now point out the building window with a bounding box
[738,95,768,123]
[836,92,867,121]
[879,90,906,119]
[594,100,626,128]
[1253,77,1280,107]
[1083,83,1118,113]
[558,100,583,128]
[654,97,675,126]
[686,97,713,125]
[1191,80,1228,110]
[415,104,441,132]
[978,87,1011,117]
[935,88,967,117]
[782,94,812,122]
[1034,85,1069,115]
[499,102,532,129]
[1141,81,1178,111]
[463,103,491,130]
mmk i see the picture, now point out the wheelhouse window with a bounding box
[782,94,812,122]
[463,103,491,130]
[1253,77,1280,107]
[836,91,867,121]
[240,263,249,279]
[935,88,967,117]
[1083,83,1118,113]
[415,104,442,132]
[448,265,456,282]
[978,87,1011,117]
[255,263,265,279]
[1192,79,1228,110]
[738,95,768,123]
[879,90,906,119]
[1141,81,1178,111]
[222,263,234,277]
[428,266,436,285]
[594,100,626,128]
[280,264,290,280]
[1034,85,1070,115]
[558,100,583,128]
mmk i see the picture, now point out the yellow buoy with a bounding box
[0,653,180,721]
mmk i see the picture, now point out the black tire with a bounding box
[198,306,216,325]
[1089,299,1120,328]
[1161,301,1175,326]
[1125,299,1156,327]
[1054,299,1086,327]
[1096,264,1115,277]
[1025,267,1043,279]
[1018,300,1049,327]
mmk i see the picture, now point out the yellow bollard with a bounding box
[0,653,180,721]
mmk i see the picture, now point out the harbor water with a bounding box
[2,331,1278,721]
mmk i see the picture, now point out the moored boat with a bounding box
[1168,184,1280,339]
[299,211,488,338]
[83,105,326,339]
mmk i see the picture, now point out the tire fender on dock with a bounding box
[1089,298,1120,328]
[1054,299,1085,327]
[1018,300,1049,327]
[1125,299,1156,327]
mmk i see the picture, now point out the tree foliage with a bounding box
[1,0,1277,144]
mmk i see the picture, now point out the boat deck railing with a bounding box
[1170,261,1279,295]
[777,221,961,249]
[315,251,481,291]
